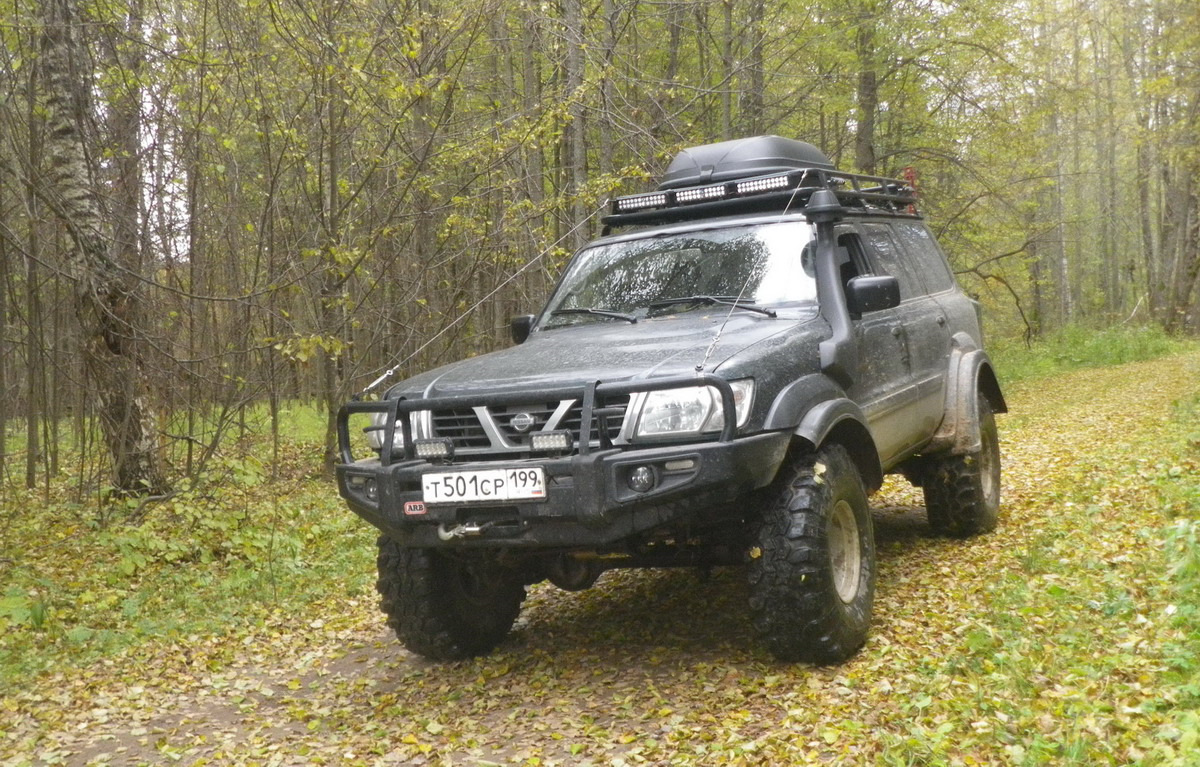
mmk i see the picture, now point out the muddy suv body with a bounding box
[337,136,1006,662]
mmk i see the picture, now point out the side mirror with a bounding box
[510,314,535,344]
[846,275,901,314]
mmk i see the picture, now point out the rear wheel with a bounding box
[748,444,876,663]
[376,536,525,661]
[924,392,1001,537]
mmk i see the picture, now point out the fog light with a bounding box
[364,478,379,502]
[628,465,656,493]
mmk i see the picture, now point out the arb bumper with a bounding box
[335,376,790,548]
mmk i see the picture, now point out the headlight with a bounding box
[367,409,432,452]
[634,380,753,438]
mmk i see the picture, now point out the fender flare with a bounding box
[928,334,1007,455]
[762,374,846,432]
[763,375,883,492]
[794,398,884,493]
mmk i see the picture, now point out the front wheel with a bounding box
[924,392,1001,537]
[748,444,876,663]
[375,536,525,661]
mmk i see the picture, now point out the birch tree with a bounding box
[36,0,168,495]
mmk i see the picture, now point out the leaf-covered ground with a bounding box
[3,351,1200,766]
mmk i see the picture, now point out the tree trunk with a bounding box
[597,0,617,177]
[746,0,766,135]
[721,0,734,140]
[854,5,879,175]
[24,63,42,490]
[0,205,9,484]
[562,0,587,249]
[1164,174,1200,333]
[37,0,168,496]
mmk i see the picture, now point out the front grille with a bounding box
[430,408,489,448]
[428,396,631,457]
[561,398,628,442]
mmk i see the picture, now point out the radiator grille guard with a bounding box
[338,375,737,466]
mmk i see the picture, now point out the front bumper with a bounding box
[337,430,790,547]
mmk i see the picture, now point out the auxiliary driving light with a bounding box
[735,173,791,195]
[364,478,379,502]
[615,192,668,212]
[675,184,727,204]
[531,430,573,454]
[628,466,656,493]
[414,438,454,461]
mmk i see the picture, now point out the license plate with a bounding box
[423,467,546,504]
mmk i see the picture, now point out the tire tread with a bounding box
[748,444,874,664]
[376,536,525,661]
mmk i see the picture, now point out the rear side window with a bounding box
[859,224,926,301]
[891,222,956,294]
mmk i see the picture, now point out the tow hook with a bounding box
[437,522,493,541]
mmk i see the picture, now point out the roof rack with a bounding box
[601,167,918,231]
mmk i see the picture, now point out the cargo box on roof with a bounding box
[657,135,834,190]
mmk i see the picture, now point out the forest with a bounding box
[1,0,1199,494]
[5,2,1200,763]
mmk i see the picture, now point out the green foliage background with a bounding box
[2,0,1200,760]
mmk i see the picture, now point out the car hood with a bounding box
[393,310,818,399]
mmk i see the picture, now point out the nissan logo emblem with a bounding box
[510,412,536,433]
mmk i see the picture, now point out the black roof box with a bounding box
[657,135,834,191]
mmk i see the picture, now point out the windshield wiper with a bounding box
[648,295,777,318]
[549,307,638,324]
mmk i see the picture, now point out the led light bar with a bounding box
[530,430,573,454]
[675,184,727,204]
[606,165,916,228]
[735,173,791,195]
[414,438,454,460]
[615,192,668,212]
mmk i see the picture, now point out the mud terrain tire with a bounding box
[748,444,876,663]
[376,536,525,660]
[924,393,1001,537]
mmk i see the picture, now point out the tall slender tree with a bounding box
[36,0,168,495]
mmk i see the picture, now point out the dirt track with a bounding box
[7,351,1200,766]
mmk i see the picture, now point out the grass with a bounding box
[989,323,1191,385]
[1152,392,1200,766]
[0,410,372,691]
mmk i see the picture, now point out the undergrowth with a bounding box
[990,324,1191,385]
[0,423,372,691]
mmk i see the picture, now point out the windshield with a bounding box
[541,221,816,328]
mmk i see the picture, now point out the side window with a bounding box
[835,231,870,286]
[859,223,925,301]
[804,232,870,287]
[891,222,956,293]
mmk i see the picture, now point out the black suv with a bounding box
[337,136,1006,664]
